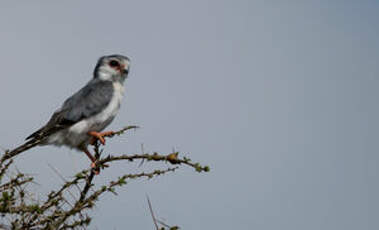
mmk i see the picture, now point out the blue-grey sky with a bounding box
[0,1,376,229]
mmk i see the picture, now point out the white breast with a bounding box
[46,82,125,148]
[45,82,124,148]
[88,81,124,129]
[70,81,124,134]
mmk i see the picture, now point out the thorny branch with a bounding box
[0,125,209,229]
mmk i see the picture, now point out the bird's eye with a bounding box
[109,60,120,68]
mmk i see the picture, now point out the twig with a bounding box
[79,170,95,203]
[0,125,207,229]
[97,152,210,173]
[147,195,159,230]
[47,163,79,202]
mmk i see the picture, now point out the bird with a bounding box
[5,54,130,174]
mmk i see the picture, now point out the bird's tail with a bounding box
[2,139,42,161]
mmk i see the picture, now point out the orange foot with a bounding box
[90,162,109,175]
[91,163,100,175]
[83,149,109,175]
[88,131,115,145]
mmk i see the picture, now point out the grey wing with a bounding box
[61,79,114,121]
[26,79,114,140]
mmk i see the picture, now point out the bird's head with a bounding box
[93,54,130,82]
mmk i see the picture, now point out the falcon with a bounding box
[7,54,130,173]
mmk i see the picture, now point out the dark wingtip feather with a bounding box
[25,129,42,140]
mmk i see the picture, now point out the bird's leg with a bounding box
[83,149,100,175]
[88,131,115,145]
[83,149,96,164]
[83,148,110,175]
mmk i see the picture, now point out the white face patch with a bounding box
[93,55,130,84]
[97,65,118,81]
[122,59,130,71]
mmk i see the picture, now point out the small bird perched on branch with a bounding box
[6,55,130,174]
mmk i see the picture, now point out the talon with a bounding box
[90,162,108,175]
[93,169,100,175]
[90,162,102,175]
[88,131,115,145]
[89,137,96,146]
[99,136,106,145]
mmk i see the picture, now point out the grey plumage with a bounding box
[6,54,130,161]
[63,80,114,122]
[26,79,114,140]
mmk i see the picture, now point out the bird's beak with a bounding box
[119,64,128,74]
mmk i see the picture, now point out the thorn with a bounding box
[146,195,159,230]
[139,143,145,167]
